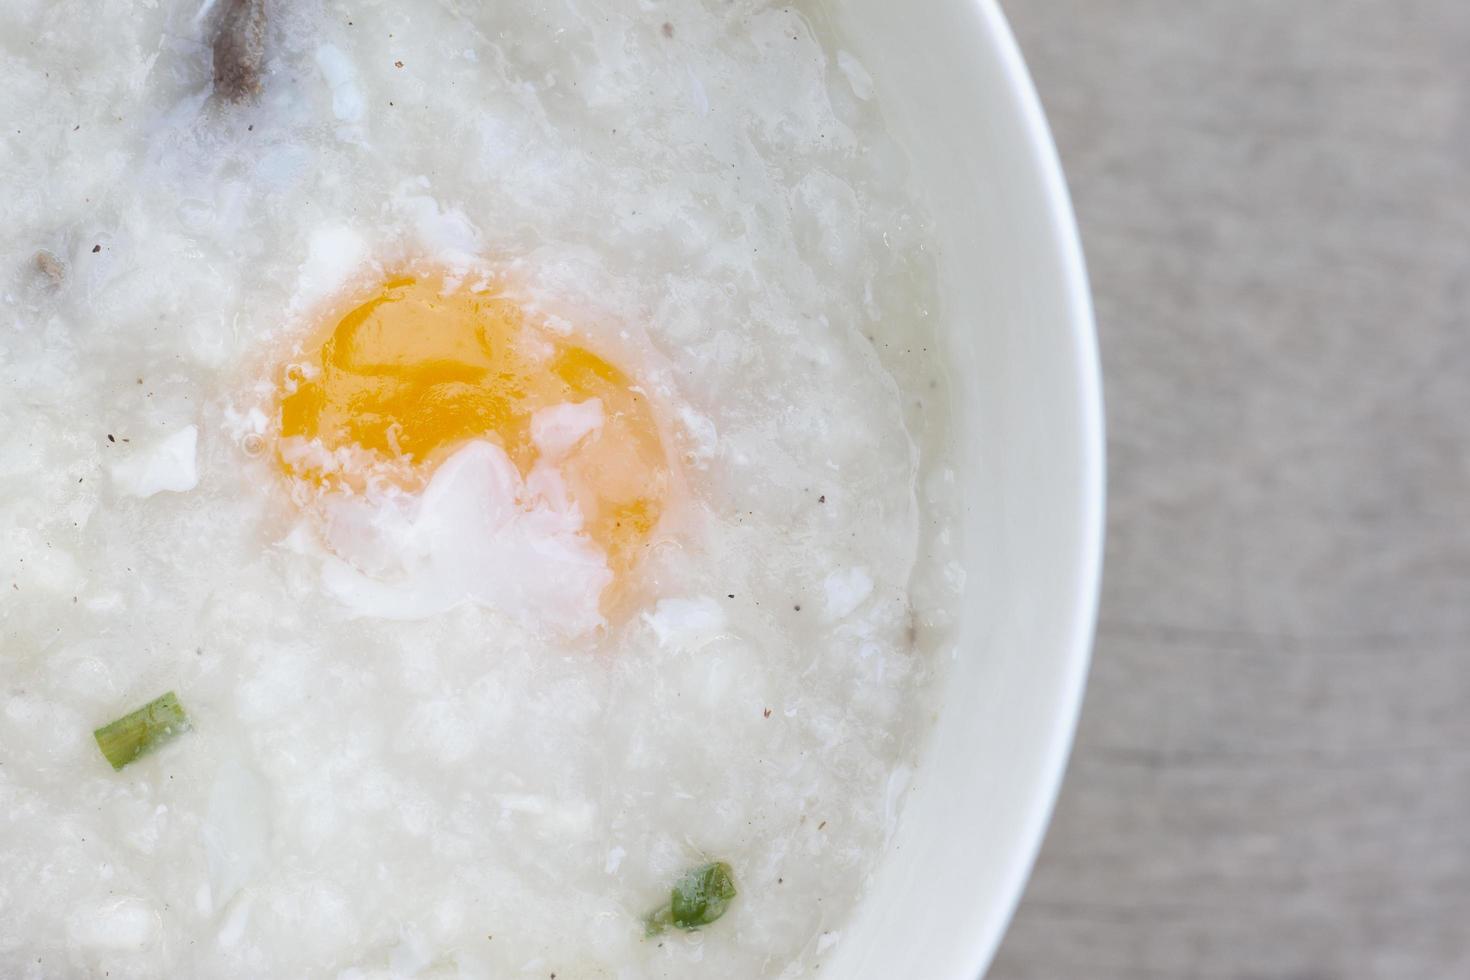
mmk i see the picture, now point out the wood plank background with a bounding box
[990,2,1470,977]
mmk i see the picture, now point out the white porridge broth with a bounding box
[0,0,960,977]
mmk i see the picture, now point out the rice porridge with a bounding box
[0,1,961,976]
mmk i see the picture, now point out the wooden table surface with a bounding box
[989,3,1470,977]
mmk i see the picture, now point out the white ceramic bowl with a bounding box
[824,2,1103,977]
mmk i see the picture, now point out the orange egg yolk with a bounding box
[277,274,669,590]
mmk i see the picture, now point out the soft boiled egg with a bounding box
[273,273,672,634]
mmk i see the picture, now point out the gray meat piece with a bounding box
[212,0,266,103]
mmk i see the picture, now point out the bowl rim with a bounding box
[966,1,1106,975]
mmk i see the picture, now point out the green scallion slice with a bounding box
[93,691,191,771]
[645,861,738,936]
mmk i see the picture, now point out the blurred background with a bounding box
[991,2,1469,977]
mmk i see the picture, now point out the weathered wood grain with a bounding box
[991,2,1470,977]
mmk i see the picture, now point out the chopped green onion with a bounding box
[93,692,191,771]
[645,861,738,936]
